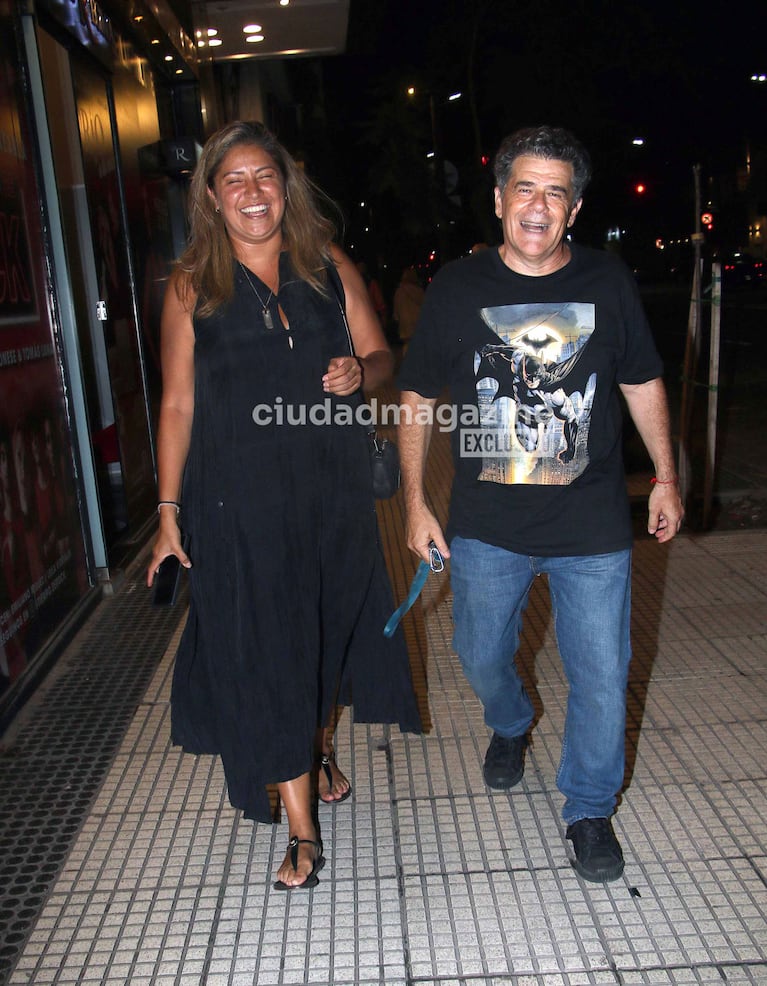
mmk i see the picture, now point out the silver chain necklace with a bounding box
[239,261,276,331]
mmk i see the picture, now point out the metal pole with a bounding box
[677,164,704,513]
[702,262,721,529]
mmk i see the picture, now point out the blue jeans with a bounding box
[450,536,632,823]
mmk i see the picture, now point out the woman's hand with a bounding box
[146,514,192,587]
[322,355,363,396]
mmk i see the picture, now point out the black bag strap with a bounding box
[326,261,376,436]
[326,263,355,357]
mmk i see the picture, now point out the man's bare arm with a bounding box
[399,390,450,560]
[620,377,684,542]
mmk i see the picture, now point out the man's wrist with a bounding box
[650,475,678,486]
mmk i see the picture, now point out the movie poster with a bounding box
[0,9,89,697]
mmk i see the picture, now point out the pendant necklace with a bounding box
[239,261,276,332]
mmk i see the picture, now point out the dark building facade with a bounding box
[0,0,212,724]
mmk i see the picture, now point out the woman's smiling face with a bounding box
[209,143,287,253]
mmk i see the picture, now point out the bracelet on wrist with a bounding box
[157,500,181,515]
[650,476,677,486]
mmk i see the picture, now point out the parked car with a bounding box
[720,252,765,288]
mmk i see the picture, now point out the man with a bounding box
[398,126,683,883]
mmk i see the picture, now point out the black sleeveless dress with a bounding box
[170,255,422,823]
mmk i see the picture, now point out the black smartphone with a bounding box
[152,534,190,607]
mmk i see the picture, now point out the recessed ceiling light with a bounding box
[164,54,173,62]
[246,34,265,43]
[208,38,222,46]
[197,39,206,47]
[243,23,263,33]
[280,0,290,6]
[207,28,218,37]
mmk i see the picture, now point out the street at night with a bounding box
[1,2,765,984]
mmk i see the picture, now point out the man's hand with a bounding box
[407,503,450,564]
[647,482,684,542]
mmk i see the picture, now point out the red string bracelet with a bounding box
[650,476,677,485]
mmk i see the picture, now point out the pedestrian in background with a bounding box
[355,260,388,328]
[393,266,425,351]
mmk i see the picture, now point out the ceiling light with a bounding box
[164,54,173,62]
[197,39,206,47]
[243,24,263,33]
[207,28,218,37]
[280,0,290,5]
[208,38,222,46]
[246,34,265,43]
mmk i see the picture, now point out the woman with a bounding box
[147,121,421,890]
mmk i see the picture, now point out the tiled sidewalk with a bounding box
[2,412,767,984]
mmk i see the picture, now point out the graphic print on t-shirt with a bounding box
[471,302,596,485]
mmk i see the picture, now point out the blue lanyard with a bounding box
[383,544,444,638]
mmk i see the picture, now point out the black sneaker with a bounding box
[566,817,625,883]
[482,732,526,789]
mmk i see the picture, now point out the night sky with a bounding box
[319,0,765,269]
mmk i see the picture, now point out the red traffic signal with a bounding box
[701,211,714,230]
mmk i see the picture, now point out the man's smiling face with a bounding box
[494,154,582,276]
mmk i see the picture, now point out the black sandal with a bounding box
[319,753,352,805]
[273,836,325,891]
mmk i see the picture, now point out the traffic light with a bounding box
[634,182,646,195]
[701,211,714,231]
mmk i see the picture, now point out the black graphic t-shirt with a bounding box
[398,244,664,556]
